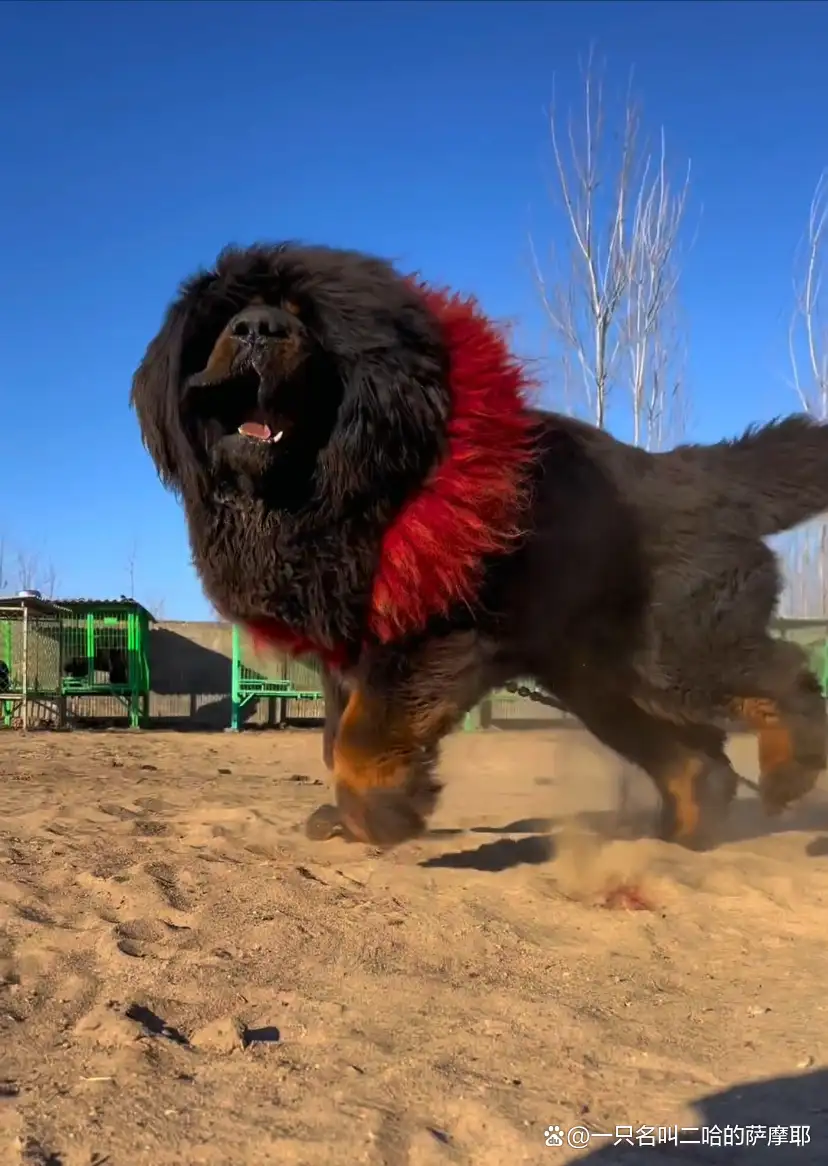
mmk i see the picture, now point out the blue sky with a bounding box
[1,0,825,618]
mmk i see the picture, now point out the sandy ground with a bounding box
[2,725,828,1166]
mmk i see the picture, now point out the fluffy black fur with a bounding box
[133,244,449,653]
[133,241,828,850]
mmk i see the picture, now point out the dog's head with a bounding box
[131,243,451,513]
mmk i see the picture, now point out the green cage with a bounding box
[59,598,152,728]
[230,624,325,730]
[0,593,68,729]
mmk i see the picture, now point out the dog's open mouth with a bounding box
[188,363,293,449]
[238,415,287,445]
[234,378,291,445]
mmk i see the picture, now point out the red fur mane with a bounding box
[369,285,537,640]
[245,284,538,668]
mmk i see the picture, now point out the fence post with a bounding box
[463,704,481,731]
[230,624,241,731]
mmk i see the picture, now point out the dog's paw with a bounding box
[760,761,820,815]
[335,783,429,848]
[660,760,739,852]
[304,803,345,841]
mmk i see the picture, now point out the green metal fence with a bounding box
[230,625,325,730]
[59,599,152,728]
[773,616,828,693]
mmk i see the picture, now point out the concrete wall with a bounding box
[147,619,330,729]
[146,619,235,728]
[144,621,562,730]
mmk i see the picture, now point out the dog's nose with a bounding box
[229,305,294,342]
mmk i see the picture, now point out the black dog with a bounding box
[132,241,828,850]
[63,648,129,686]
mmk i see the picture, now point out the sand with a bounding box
[1,725,828,1166]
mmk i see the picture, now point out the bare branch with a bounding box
[784,170,828,615]
[530,52,692,446]
[790,169,828,418]
[143,593,167,622]
[40,561,58,600]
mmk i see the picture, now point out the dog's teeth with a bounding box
[271,431,284,444]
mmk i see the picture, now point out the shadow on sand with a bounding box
[570,1065,827,1163]
[416,791,828,874]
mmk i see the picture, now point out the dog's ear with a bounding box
[318,350,449,513]
[131,301,199,496]
[132,267,226,495]
[313,283,451,514]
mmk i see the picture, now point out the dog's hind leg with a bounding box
[556,686,739,849]
[328,632,496,848]
[728,639,827,815]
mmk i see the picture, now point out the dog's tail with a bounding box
[681,414,828,539]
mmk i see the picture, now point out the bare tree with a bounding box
[143,593,167,622]
[15,550,40,591]
[530,50,693,448]
[12,550,59,597]
[125,541,138,599]
[785,170,828,615]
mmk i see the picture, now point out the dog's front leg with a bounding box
[309,632,493,848]
[320,663,349,771]
[333,686,445,847]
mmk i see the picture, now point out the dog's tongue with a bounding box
[238,421,272,441]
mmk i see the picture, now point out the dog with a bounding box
[63,648,129,686]
[131,241,828,851]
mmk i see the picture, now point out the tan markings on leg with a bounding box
[332,689,439,846]
[730,695,794,783]
[333,690,414,797]
[731,695,823,812]
[661,755,705,840]
[731,695,805,773]
[756,724,797,774]
[730,696,782,729]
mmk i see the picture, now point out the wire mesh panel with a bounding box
[230,625,325,730]
[59,601,151,728]
[0,599,65,729]
[62,615,130,686]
